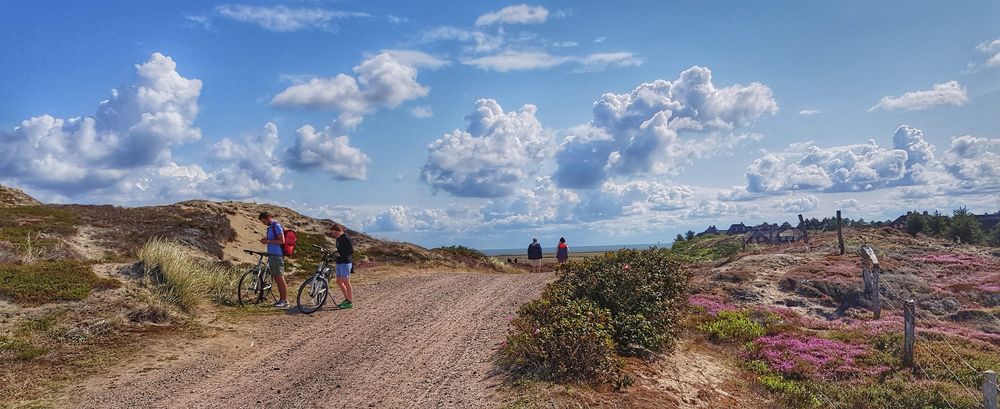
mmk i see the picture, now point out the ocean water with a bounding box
[481,243,668,257]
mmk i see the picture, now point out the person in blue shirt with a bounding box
[258,212,289,308]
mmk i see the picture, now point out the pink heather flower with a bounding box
[688,294,735,316]
[623,263,631,271]
[752,334,869,381]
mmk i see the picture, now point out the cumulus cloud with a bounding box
[775,195,820,212]
[369,205,475,232]
[834,199,859,210]
[576,181,694,221]
[421,99,551,197]
[941,135,1000,192]
[272,53,428,131]
[553,65,778,188]
[799,109,821,116]
[481,177,579,227]
[285,124,370,180]
[737,125,998,198]
[475,4,549,26]
[0,53,203,195]
[214,4,368,32]
[868,81,969,112]
[419,26,504,53]
[688,200,760,219]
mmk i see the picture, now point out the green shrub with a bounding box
[284,231,333,272]
[500,284,621,382]
[759,374,804,394]
[699,310,765,342]
[432,245,486,259]
[559,248,688,354]
[138,238,238,312]
[500,248,688,385]
[0,260,119,305]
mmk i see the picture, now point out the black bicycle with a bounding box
[296,245,339,314]
[238,249,279,306]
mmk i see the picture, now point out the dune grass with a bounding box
[138,238,238,312]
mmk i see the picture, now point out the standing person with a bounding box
[258,212,289,308]
[527,238,543,273]
[556,237,569,264]
[330,223,354,309]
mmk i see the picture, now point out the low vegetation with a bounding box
[500,248,688,385]
[138,238,238,312]
[670,234,741,263]
[0,260,119,305]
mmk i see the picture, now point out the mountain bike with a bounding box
[238,250,278,306]
[296,245,339,314]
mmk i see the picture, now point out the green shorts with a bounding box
[267,255,284,277]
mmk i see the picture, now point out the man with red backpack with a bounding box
[259,212,290,308]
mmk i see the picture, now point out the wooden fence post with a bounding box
[798,214,809,245]
[903,300,915,368]
[985,370,998,409]
[872,265,881,319]
[836,210,845,255]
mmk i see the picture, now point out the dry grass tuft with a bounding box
[138,238,238,312]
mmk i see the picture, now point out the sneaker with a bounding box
[338,300,353,309]
[273,300,289,308]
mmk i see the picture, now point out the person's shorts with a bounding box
[267,255,284,277]
[529,259,542,267]
[335,263,352,279]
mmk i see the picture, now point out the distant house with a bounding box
[780,221,793,229]
[727,223,748,235]
[779,228,803,243]
[701,225,720,236]
[748,226,782,243]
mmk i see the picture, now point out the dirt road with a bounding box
[61,272,552,409]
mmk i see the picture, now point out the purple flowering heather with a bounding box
[688,294,735,316]
[753,334,871,380]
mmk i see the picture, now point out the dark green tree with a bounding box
[674,233,685,243]
[685,230,696,240]
[905,212,925,237]
[949,207,984,244]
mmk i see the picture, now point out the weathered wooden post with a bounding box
[985,370,998,409]
[872,265,881,319]
[836,210,845,255]
[903,300,915,368]
[798,214,809,245]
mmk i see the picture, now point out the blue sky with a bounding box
[1,1,998,249]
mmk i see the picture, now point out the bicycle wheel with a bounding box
[296,276,329,314]
[237,269,262,306]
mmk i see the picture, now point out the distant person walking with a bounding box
[527,238,543,273]
[330,223,354,309]
[556,237,569,264]
[258,212,289,308]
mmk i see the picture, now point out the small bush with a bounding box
[432,245,486,259]
[0,336,48,361]
[699,310,765,342]
[0,260,119,305]
[138,238,238,312]
[500,284,621,382]
[500,248,688,385]
[284,231,333,272]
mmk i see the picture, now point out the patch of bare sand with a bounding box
[64,226,107,261]
[221,211,267,263]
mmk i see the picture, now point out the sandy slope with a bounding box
[61,272,552,408]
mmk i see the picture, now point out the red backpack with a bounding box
[271,224,298,257]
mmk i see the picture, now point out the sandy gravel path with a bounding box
[61,272,552,409]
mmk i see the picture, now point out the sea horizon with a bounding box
[481,243,670,256]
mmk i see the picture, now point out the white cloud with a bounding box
[799,109,821,116]
[481,177,579,227]
[369,205,473,232]
[285,124,370,180]
[0,53,203,195]
[868,81,969,112]
[553,41,579,48]
[214,4,368,32]
[977,38,1000,68]
[462,50,643,72]
[738,125,998,198]
[386,15,408,24]
[462,50,571,72]
[419,26,503,53]
[475,4,549,26]
[271,53,429,131]
[775,195,820,212]
[377,49,450,69]
[576,181,694,221]
[834,199,859,210]
[573,52,644,73]
[553,66,778,188]
[409,105,434,119]
[688,200,760,219]
[421,99,551,197]
[594,36,607,43]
